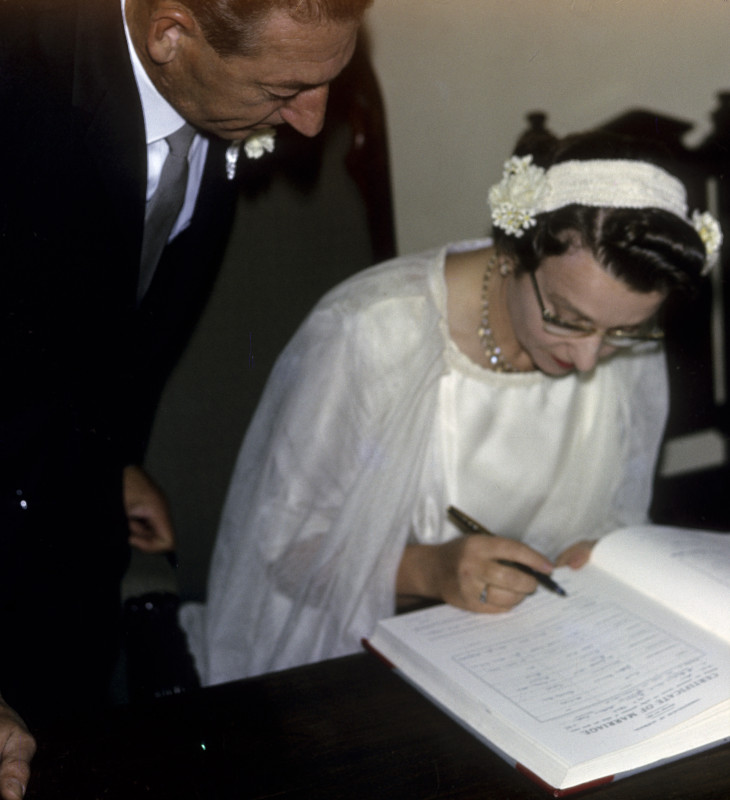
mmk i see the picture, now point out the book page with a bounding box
[591,526,730,640]
[372,566,730,778]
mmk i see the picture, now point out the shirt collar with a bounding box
[121,0,186,144]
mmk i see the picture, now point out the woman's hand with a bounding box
[554,540,596,569]
[397,535,556,614]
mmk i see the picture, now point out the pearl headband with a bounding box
[488,155,722,273]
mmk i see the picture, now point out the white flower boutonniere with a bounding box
[225,128,277,180]
[692,210,723,274]
[488,155,548,237]
[244,128,277,160]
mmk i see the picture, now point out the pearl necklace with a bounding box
[478,254,517,372]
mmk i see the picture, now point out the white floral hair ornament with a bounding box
[488,155,547,237]
[488,156,722,273]
[692,211,723,273]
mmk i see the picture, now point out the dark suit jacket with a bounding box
[0,0,238,722]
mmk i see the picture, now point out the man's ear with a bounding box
[145,4,198,65]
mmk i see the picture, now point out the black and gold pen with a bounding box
[447,505,567,597]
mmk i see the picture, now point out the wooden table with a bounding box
[26,652,729,799]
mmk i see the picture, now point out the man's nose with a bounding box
[280,85,330,137]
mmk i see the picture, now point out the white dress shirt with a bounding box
[121,0,208,240]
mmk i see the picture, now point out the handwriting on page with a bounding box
[406,574,726,740]
[451,598,718,734]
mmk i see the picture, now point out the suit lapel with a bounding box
[72,0,146,296]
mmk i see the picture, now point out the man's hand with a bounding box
[123,465,176,554]
[0,699,35,800]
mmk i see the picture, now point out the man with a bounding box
[0,0,370,795]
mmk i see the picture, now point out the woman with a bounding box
[181,130,721,684]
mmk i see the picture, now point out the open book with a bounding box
[366,525,730,795]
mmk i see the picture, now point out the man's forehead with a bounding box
[247,16,359,85]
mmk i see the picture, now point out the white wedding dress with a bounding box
[180,240,668,685]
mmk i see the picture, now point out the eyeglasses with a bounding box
[528,271,664,348]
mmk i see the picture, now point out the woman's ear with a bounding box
[145,3,198,65]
